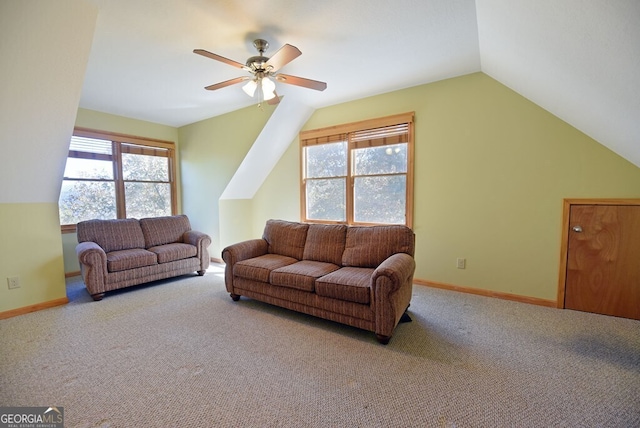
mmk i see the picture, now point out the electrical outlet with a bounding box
[7,276,20,289]
[456,258,466,269]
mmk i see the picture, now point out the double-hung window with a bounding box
[59,128,177,232]
[300,112,414,227]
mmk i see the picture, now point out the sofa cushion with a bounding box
[140,215,191,248]
[302,224,347,265]
[270,261,340,292]
[234,254,298,283]
[263,219,309,260]
[77,218,146,253]
[342,225,415,268]
[149,243,197,264]
[106,248,157,272]
[315,267,374,305]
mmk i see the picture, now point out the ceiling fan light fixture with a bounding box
[243,76,276,101]
[261,77,276,100]
[242,79,258,97]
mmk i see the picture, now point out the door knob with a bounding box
[572,225,583,233]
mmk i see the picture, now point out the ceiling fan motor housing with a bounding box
[246,55,270,70]
[247,39,271,71]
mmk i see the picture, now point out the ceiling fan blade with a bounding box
[275,74,327,91]
[265,44,301,72]
[267,92,281,105]
[204,76,248,91]
[193,49,248,70]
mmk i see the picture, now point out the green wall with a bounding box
[178,103,276,259]
[250,72,640,301]
[0,204,69,312]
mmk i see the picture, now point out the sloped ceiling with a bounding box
[80,0,640,167]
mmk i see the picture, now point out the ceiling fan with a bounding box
[194,39,327,105]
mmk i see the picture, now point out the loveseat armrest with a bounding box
[183,230,212,273]
[372,252,416,341]
[183,230,211,248]
[76,241,108,297]
[221,239,269,293]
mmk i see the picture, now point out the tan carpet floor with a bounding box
[1,264,639,427]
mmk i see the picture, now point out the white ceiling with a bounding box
[80,0,640,167]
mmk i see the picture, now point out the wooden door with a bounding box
[564,203,640,320]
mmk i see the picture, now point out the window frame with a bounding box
[60,127,177,233]
[300,112,414,228]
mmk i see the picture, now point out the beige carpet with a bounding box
[1,264,639,427]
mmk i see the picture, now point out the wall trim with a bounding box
[0,297,69,320]
[414,278,556,308]
[65,271,81,278]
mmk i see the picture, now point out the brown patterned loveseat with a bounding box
[76,215,211,301]
[222,219,416,344]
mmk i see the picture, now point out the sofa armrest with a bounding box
[221,239,268,265]
[76,241,108,296]
[373,252,415,292]
[221,239,268,293]
[183,230,212,272]
[372,253,416,339]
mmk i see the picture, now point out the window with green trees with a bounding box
[59,128,177,232]
[300,113,414,227]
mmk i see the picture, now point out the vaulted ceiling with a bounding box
[80,0,640,167]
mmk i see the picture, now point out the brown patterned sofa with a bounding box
[76,215,211,301]
[222,219,416,344]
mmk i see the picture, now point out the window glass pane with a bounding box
[306,178,346,221]
[125,182,172,219]
[63,158,113,179]
[354,175,406,224]
[122,153,169,181]
[353,143,407,176]
[305,142,347,178]
[59,180,117,224]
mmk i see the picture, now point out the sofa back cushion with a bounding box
[140,215,191,248]
[263,219,309,260]
[342,225,415,268]
[302,224,347,265]
[77,218,146,253]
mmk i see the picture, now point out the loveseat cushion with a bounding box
[342,225,415,268]
[140,215,191,248]
[106,248,157,272]
[315,267,374,305]
[235,254,298,283]
[149,243,197,263]
[270,261,340,292]
[77,218,146,253]
[302,224,347,265]
[263,219,309,260]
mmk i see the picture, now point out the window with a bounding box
[59,128,177,232]
[300,112,414,227]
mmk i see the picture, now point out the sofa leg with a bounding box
[230,293,241,301]
[197,270,205,276]
[91,293,105,301]
[376,334,391,345]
